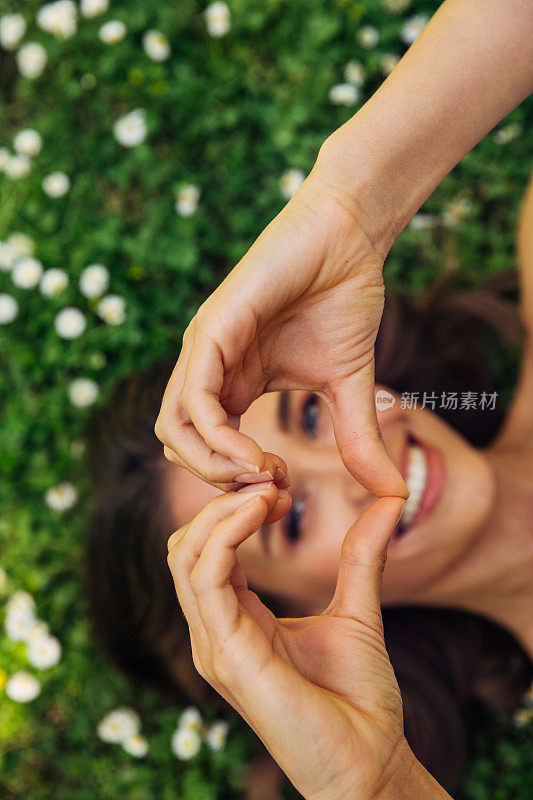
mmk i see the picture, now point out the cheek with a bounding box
[382,451,496,604]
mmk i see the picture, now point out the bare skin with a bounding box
[157,2,533,796]
[165,179,533,799]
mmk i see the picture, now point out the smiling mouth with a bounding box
[396,435,446,537]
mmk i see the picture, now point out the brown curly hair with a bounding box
[85,275,531,793]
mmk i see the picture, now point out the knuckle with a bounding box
[168,540,191,575]
[167,528,185,554]
[192,651,209,681]
[163,445,178,464]
[179,383,194,412]
[189,566,209,595]
[182,321,194,346]
[154,414,166,442]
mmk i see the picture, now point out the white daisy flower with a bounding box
[54,307,86,338]
[0,293,18,324]
[97,708,141,743]
[80,0,109,18]
[16,42,47,79]
[381,53,400,76]
[176,185,201,217]
[70,438,87,457]
[98,20,126,44]
[123,734,149,758]
[329,83,359,107]
[13,129,42,158]
[42,171,70,198]
[45,482,78,511]
[513,707,533,728]
[344,60,365,87]
[142,29,171,62]
[12,257,43,289]
[4,154,31,179]
[179,706,203,732]
[0,243,17,271]
[27,620,50,641]
[493,123,522,145]
[5,607,37,641]
[356,25,379,49]
[40,268,69,297]
[171,727,201,760]
[0,14,27,51]
[381,0,412,12]
[401,15,429,46]
[68,378,99,408]
[79,263,109,298]
[205,2,231,38]
[8,232,35,258]
[205,720,229,752]
[280,169,305,200]
[0,147,10,170]
[5,672,41,703]
[113,109,147,148]
[36,1,77,38]
[6,591,36,615]
[27,635,62,669]
[96,294,126,325]
[443,198,473,229]
[409,214,439,231]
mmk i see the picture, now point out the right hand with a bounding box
[167,485,446,800]
[155,164,408,498]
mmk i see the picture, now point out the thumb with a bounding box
[324,496,405,626]
[326,365,408,498]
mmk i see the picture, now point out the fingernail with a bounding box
[237,481,273,494]
[277,489,291,503]
[235,470,274,483]
[274,467,287,481]
[232,459,260,474]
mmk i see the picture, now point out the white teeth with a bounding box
[401,445,427,527]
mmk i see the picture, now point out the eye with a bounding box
[301,393,320,438]
[284,497,305,543]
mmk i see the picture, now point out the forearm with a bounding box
[313,0,533,256]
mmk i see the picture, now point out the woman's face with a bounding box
[167,387,496,613]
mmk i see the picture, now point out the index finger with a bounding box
[155,328,267,484]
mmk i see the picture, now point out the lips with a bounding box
[396,434,446,537]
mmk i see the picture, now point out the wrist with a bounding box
[374,737,453,800]
[308,736,451,800]
[312,125,417,261]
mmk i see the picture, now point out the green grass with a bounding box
[0,0,532,797]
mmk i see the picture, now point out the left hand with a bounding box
[167,483,422,800]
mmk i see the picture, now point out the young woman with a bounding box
[89,1,533,794]
[87,178,533,799]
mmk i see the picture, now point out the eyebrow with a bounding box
[277,390,290,433]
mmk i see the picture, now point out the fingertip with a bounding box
[263,489,292,525]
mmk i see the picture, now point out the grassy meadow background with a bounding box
[1,0,532,797]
